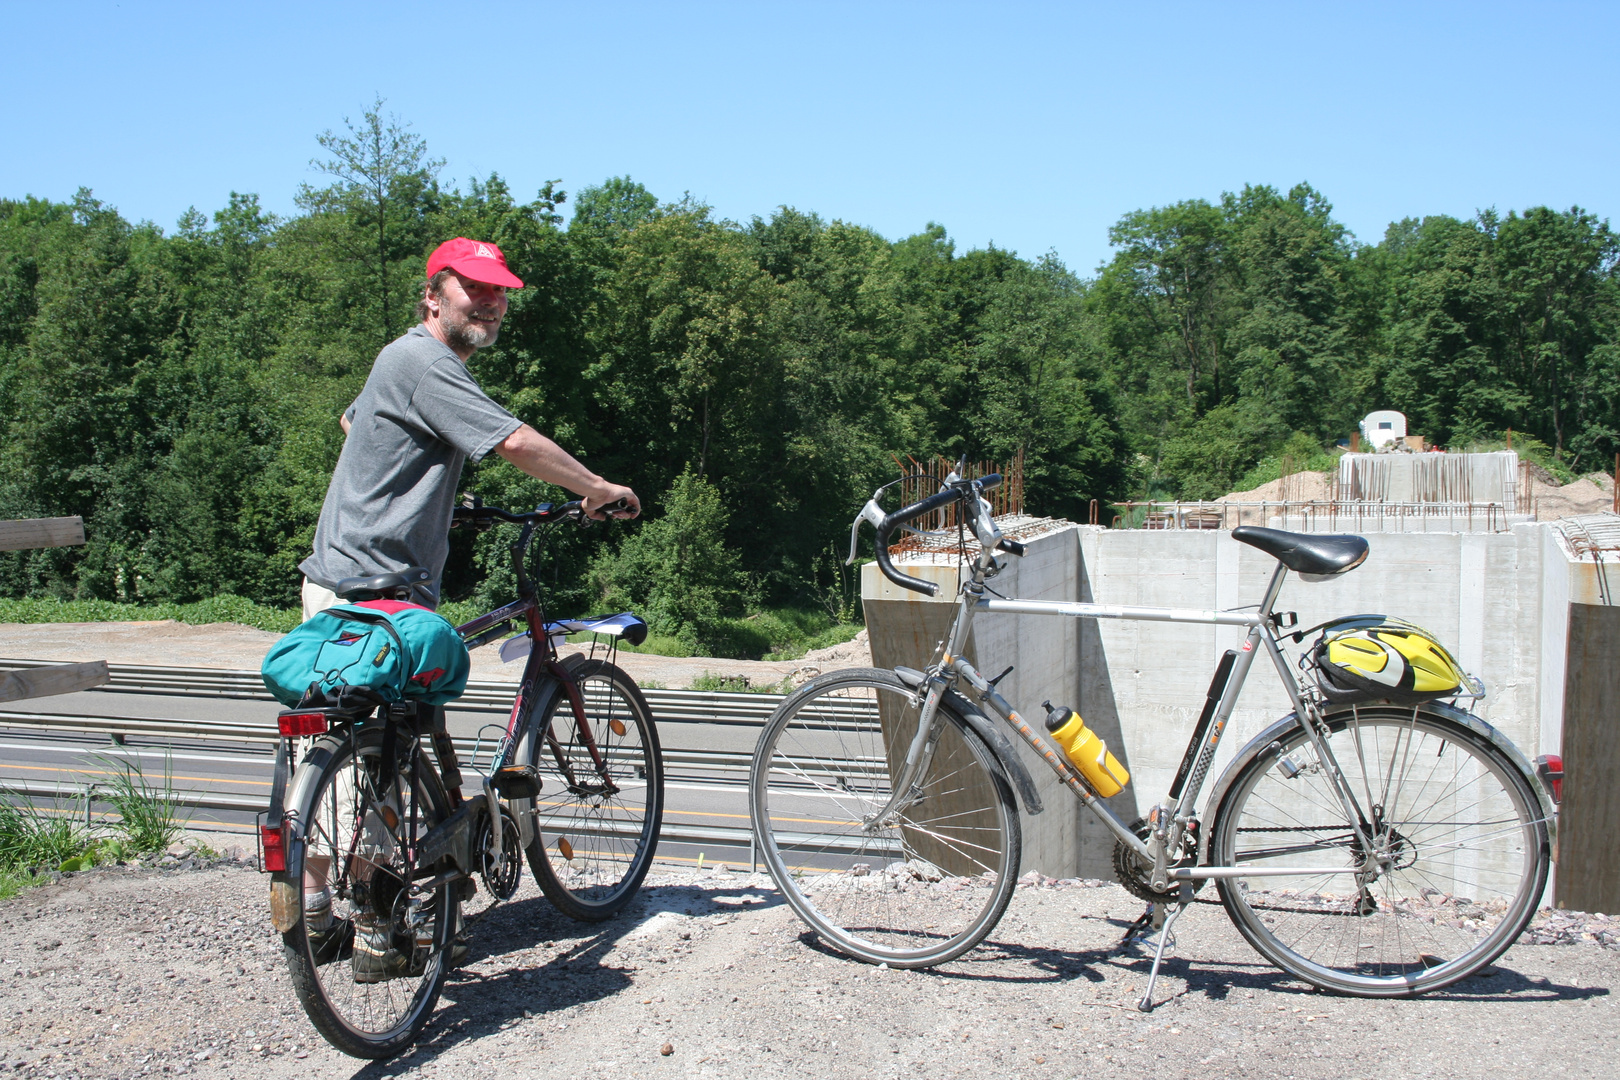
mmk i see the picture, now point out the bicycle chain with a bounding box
[1112,818,1207,904]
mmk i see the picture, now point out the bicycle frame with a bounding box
[885,537,1379,889]
[450,505,626,827]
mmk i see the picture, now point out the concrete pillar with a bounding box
[862,523,1087,877]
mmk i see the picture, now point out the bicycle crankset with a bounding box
[1113,818,1206,904]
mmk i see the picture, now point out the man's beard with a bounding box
[442,309,500,352]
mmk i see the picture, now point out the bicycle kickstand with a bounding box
[1138,883,1193,1013]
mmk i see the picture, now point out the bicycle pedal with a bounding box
[1120,906,1156,946]
[492,764,542,799]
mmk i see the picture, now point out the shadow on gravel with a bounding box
[341,881,782,1075]
[793,924,1616,1011]
[851,934,1300,1002]
[1422,964,1612,1003]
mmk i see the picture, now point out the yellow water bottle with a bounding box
[1043,701,1129,797]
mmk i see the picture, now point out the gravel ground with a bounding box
[2,859,1616,1080]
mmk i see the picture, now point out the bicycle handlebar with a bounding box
[861,472,1023,597]
[451,497,632,530]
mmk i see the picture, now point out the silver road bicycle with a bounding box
[749,470,1555,1009]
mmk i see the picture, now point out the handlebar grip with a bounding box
[999,538,1026,557]
[873,487,962,596]
[979,473,1003,491]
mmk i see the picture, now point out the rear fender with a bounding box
[895,667,1044,816]
[1202,699,1553,864]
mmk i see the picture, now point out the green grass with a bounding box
[90,752,188,854]
[0,868,45,900]
[689,671,795,694]
[596,608,862,662]
[0,751,192,899]
[0,793,97,872]
[0,594,301,633]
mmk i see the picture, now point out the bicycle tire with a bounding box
[750,667,1021,968]
[282,727,457,1059]
[1212,703,1549,996]
[522,657,664,920]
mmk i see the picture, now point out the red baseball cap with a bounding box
[425,238,524,289]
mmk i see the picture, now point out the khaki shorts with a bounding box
[301,578,340,622]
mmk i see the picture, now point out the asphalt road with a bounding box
[0,683,763,869]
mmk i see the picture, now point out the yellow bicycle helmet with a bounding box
[1311,616,1484,705]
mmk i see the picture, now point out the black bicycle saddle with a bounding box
[1231,527,1368,580]
[334,566,433,601]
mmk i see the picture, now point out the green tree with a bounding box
[592,470,751,651]
[298,97,443,350]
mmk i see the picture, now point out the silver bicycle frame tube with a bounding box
[968,559,1376,864]
[862,486,1380,877]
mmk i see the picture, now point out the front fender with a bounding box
[507,668,572,850]
[895,667,1044,816]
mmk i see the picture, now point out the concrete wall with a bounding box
[864,520,1590,882]
[862,524,1085,877]
[1559,602,1620,915]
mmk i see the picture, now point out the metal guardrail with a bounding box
[0,661,890,855]
[0,658,799,725]
[2,777,775,853]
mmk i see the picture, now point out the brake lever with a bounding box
[846,497,888,565]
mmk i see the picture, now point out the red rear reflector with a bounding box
[260,824,287,872]
[278,712,329,737]
[1535,755,1563,804]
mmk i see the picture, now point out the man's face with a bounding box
[430,271,508,353]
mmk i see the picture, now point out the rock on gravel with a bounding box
[2,862,1617,1079]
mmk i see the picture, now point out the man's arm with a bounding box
[339,413,351,435]
[494,424,641,520]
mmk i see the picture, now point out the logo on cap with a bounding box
[474,243,495,259]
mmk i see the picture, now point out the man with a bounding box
[296,238,638,980]
[299,236,639,616]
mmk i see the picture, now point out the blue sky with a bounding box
[6,1,1615,274]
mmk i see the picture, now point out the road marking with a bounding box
[0,762,270,788]
[0,741,269,767]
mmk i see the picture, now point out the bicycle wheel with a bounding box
[282,727,457,1059]
[750,668,1021,967]
[1212,703,1549,996]
[523,658,664,920]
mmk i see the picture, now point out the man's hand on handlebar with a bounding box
[583,484,641,521]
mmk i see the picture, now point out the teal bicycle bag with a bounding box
[261,599,471,707]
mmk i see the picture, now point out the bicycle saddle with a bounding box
[1231,526,1368,581]
[334,566,433,601]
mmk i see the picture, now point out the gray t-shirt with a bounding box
[299,326,522,603]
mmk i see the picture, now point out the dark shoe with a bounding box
[304,889,354,965]
[308,918,354,965]
[352,917,409,984]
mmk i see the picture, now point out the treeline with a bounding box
[0,107,1614,649]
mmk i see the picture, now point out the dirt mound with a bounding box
[1532,476,1613,520]
[1218,471,1334,503]
[797,628,870,668]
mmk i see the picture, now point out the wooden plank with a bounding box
[0,517,86,552]
[1558,602,1620,915]
[0,660,110,703]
